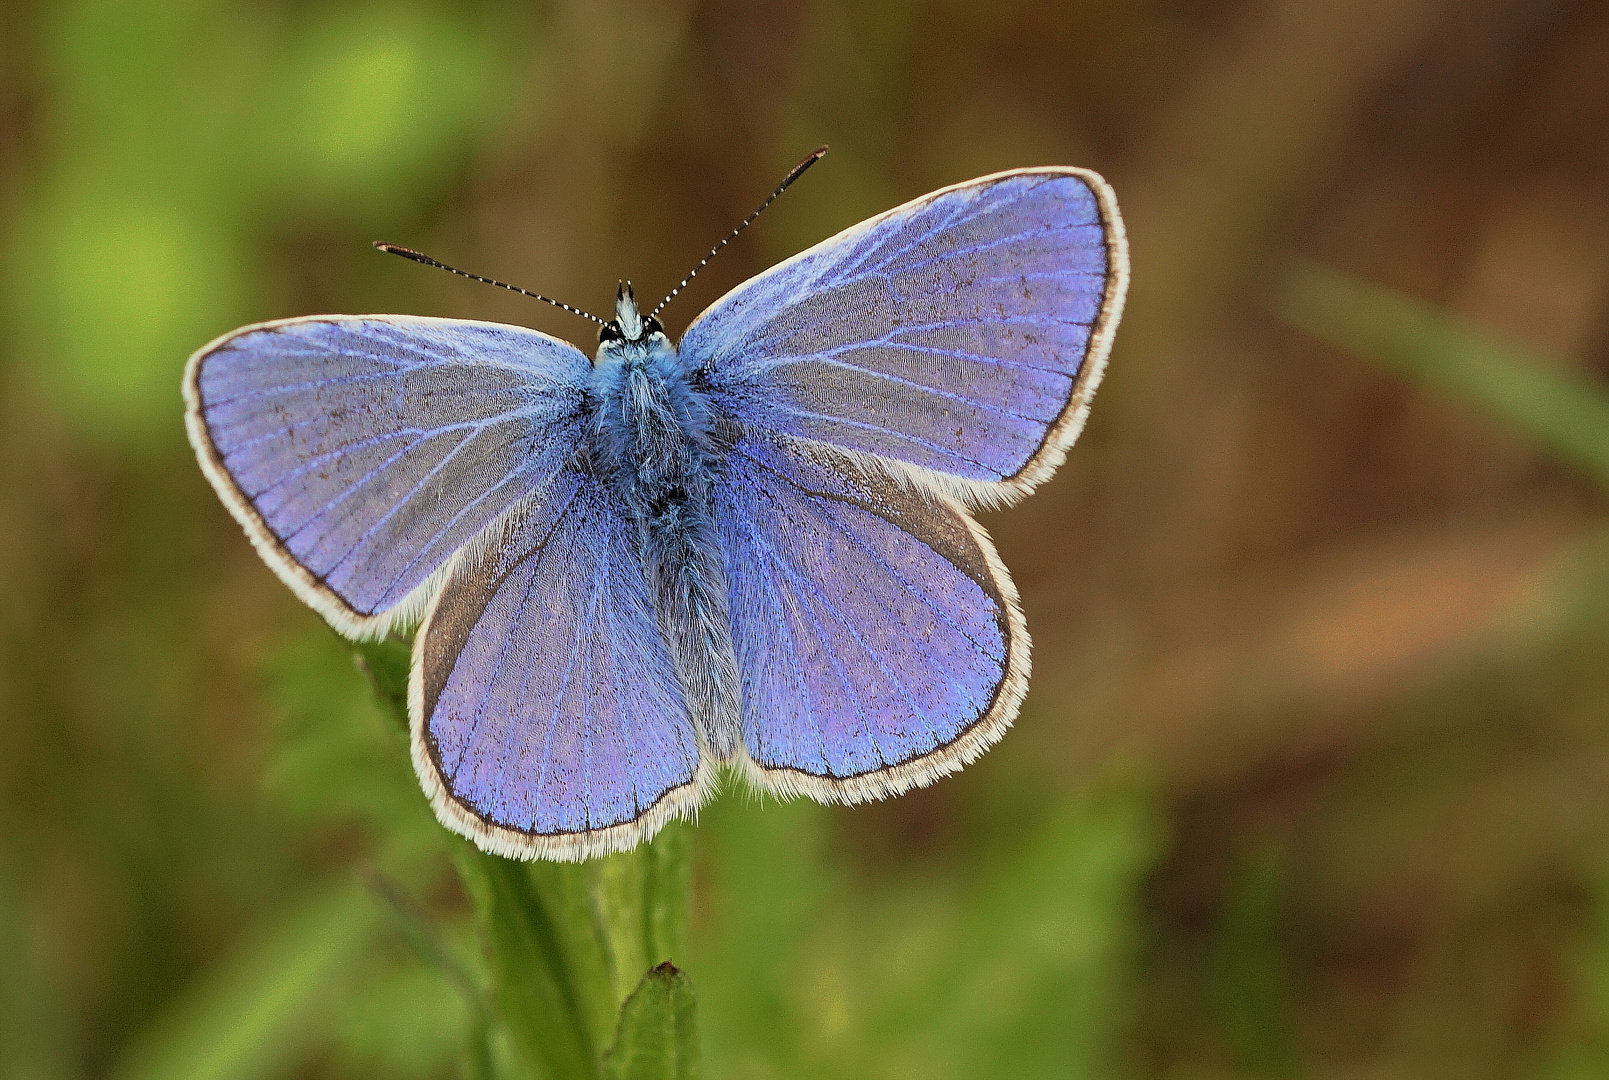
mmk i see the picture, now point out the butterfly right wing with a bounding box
[680,168,1126,507]
[185,315,592,637]
[412,471,708,860]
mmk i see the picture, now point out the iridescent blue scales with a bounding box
[183,168,1128,859]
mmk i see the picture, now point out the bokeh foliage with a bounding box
[4,0,1609,1078]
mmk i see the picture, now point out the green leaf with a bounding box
[1274,261,1609,491]
[603,964,700,1080]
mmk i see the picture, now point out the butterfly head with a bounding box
[598,281,664,347]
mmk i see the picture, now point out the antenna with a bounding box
[649,145,828,320]
[372,242,606,327]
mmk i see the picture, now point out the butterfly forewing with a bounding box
[681,168,1126,504]
[184,316,591,635]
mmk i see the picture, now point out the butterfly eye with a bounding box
[598,321,625,344]
[643,316,665,337]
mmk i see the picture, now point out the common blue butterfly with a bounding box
[183,152,1129,860]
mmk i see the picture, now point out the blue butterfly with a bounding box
[183,152,1128,860]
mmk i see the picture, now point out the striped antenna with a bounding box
[372,242,606,326]
[649,146,828,320]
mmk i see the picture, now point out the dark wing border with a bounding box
[989,167,1128,500]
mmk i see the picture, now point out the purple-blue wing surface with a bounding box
[713,431,1028,800]
[680,168,1126,503]
[184,316,590,635]
[411,473,705,860]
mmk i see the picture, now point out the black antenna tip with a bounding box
[779,146,828,188]
[373,242,432,265]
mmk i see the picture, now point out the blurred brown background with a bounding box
[4,0,1609,1077]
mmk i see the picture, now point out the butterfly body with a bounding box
[184,166,1129,859]
[587,286,742,758]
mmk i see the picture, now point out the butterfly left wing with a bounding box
[680,167,1126,506]
[412,471,708,860]
[712,430,1026,800]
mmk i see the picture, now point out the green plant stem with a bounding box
[455,852,609,1080]
[453,826,695,1080]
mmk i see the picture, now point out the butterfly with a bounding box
[183,151,1128,860]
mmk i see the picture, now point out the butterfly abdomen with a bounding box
[589,334,742,759]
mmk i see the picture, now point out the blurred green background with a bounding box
[5,0,1609,1077]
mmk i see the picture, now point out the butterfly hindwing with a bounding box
[184,315,591,636]
[411,471,707,860]
[681,167,1127,504]
[714,431,1027,800]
